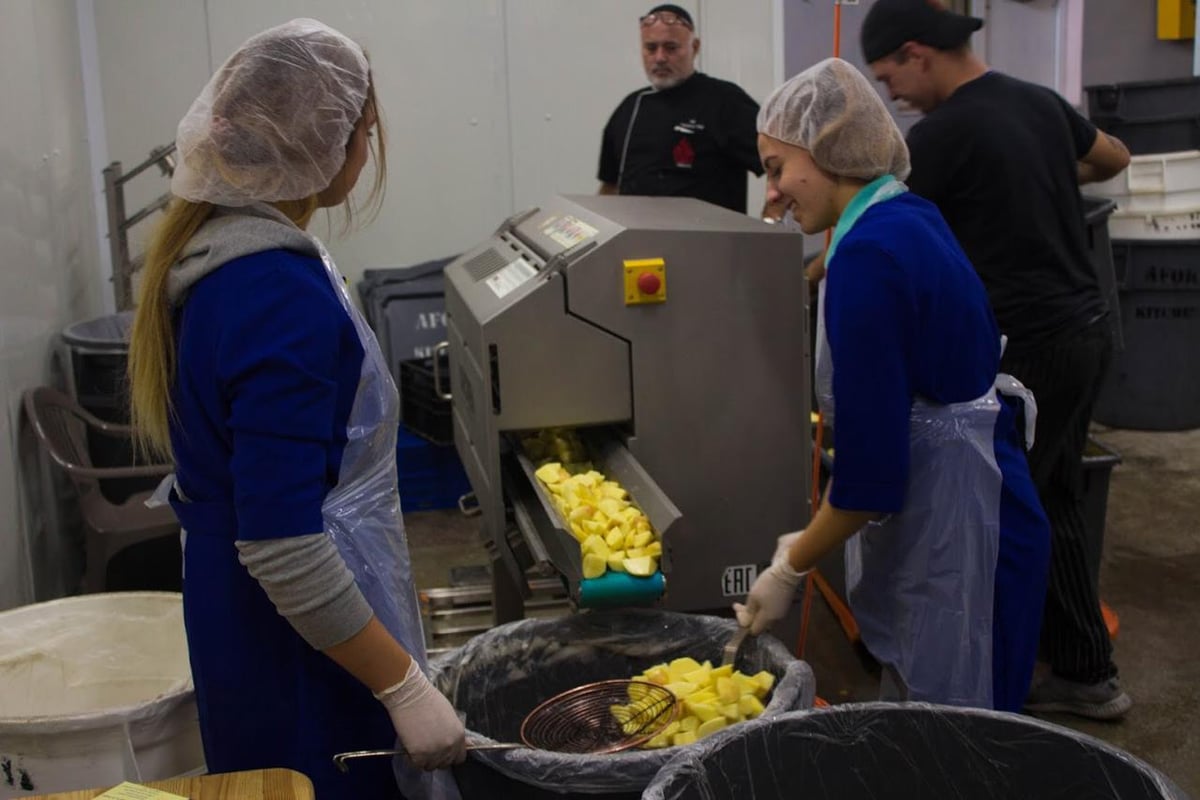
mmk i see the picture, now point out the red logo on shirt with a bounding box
[673,137,695,169]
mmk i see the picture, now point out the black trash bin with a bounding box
[1082,438,1121,589]
[1082,196,1123,350]
[427,609,815,799]
[61,311,134,425]
[60,311,180,591]
[1093,239,1200,431]
[643,703,1189,800]
[60,312,147,503]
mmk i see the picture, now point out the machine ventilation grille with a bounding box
[464,247,510,281]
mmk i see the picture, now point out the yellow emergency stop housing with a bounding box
[1158,0,1195,40]
[623,258,667,305]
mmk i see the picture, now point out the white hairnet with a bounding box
[171,18,370,206]
[758,57,910,182]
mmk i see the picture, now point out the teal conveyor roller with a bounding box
[578,570,666,609]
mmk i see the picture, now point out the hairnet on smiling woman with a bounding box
[757,57,910,181]
[170,18,370,206]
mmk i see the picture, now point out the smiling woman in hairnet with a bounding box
[734,58,1051,712]
[127,19,464,798]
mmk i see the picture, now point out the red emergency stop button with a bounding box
[623,257,666,305]
[637,272,662,295]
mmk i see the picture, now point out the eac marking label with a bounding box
[722,564,759,597]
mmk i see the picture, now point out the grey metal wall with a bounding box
[1082,0,1194,87]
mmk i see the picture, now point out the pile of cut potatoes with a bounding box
[611,657,775,748]
[523,429,662,579]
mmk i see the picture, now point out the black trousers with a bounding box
[1001,319,1116,684]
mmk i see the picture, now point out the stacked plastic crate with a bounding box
[1085,78,1200,430]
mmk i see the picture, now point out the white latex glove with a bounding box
[733,561,807,635]
[771,531,803,568]
[375,659,467,770]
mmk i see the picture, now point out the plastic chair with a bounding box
[22,386,179,594]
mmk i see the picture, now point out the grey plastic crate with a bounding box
[1086,77,1200,155]
[1094,240,1200,430]
[1090,113,1200,156]
[1086,77,1200,120]
[357,257,456,407]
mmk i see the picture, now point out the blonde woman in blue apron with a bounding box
[733,58,1051,711]
[128,20,465,798]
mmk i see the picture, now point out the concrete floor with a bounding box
[403,425,1200,796]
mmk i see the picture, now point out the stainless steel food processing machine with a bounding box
[440,194,811,626]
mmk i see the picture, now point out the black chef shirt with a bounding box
[598,72,763,213]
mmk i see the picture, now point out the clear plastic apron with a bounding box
[816,177,1024,707]
[310,240,460,800]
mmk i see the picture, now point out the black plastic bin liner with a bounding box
[643,703,1189,800]
[427,609,815,798]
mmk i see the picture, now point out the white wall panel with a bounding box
[0,0,105,608]
[980,0,1083,105]
[90,2,781,291]
[698,0,775,215]
[92,0,209,277]
[203,0,512,280]
[504,0,649,212]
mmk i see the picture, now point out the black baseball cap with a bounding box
[642,4,694,29]
[861,0,983,63]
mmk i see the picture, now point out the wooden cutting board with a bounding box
[24,768,314,799]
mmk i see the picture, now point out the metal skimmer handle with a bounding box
[333,743,520,773]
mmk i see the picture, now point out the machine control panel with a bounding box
[623,257,667,305]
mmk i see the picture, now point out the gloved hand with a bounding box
[771,530,803,569]
[733,560,808,635]
[375,658,467,770]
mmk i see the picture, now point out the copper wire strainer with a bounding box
[334,679,677,772]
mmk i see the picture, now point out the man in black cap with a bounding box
[860,0,1132,720]
[597,4,763,213]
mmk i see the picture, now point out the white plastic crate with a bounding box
[1108,206,1200,240]
[1090,150,1200,213]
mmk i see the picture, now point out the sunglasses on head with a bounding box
[639,11,693,30]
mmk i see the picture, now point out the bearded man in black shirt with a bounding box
[861,0,1132,721]
[597,4,763,214]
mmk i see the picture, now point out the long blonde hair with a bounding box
[127,75,387,461]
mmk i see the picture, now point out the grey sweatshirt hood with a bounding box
[167,203,323,305]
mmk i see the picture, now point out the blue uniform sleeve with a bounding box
[825,238,915,513]
[214,256,346,540]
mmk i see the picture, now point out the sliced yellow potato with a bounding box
[582,553,606,579]
[697,717,728,739]
[623,555,657,577]
[672,730,698,747]
[738,695,765,718]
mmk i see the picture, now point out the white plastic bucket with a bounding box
[0,592,204,798]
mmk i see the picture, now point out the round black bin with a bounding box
[427,609,815,799]
[643,703,1189,800]
[62,311,134,424]
[60,311,159,505]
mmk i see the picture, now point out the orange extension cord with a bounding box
[794,0,843,662]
